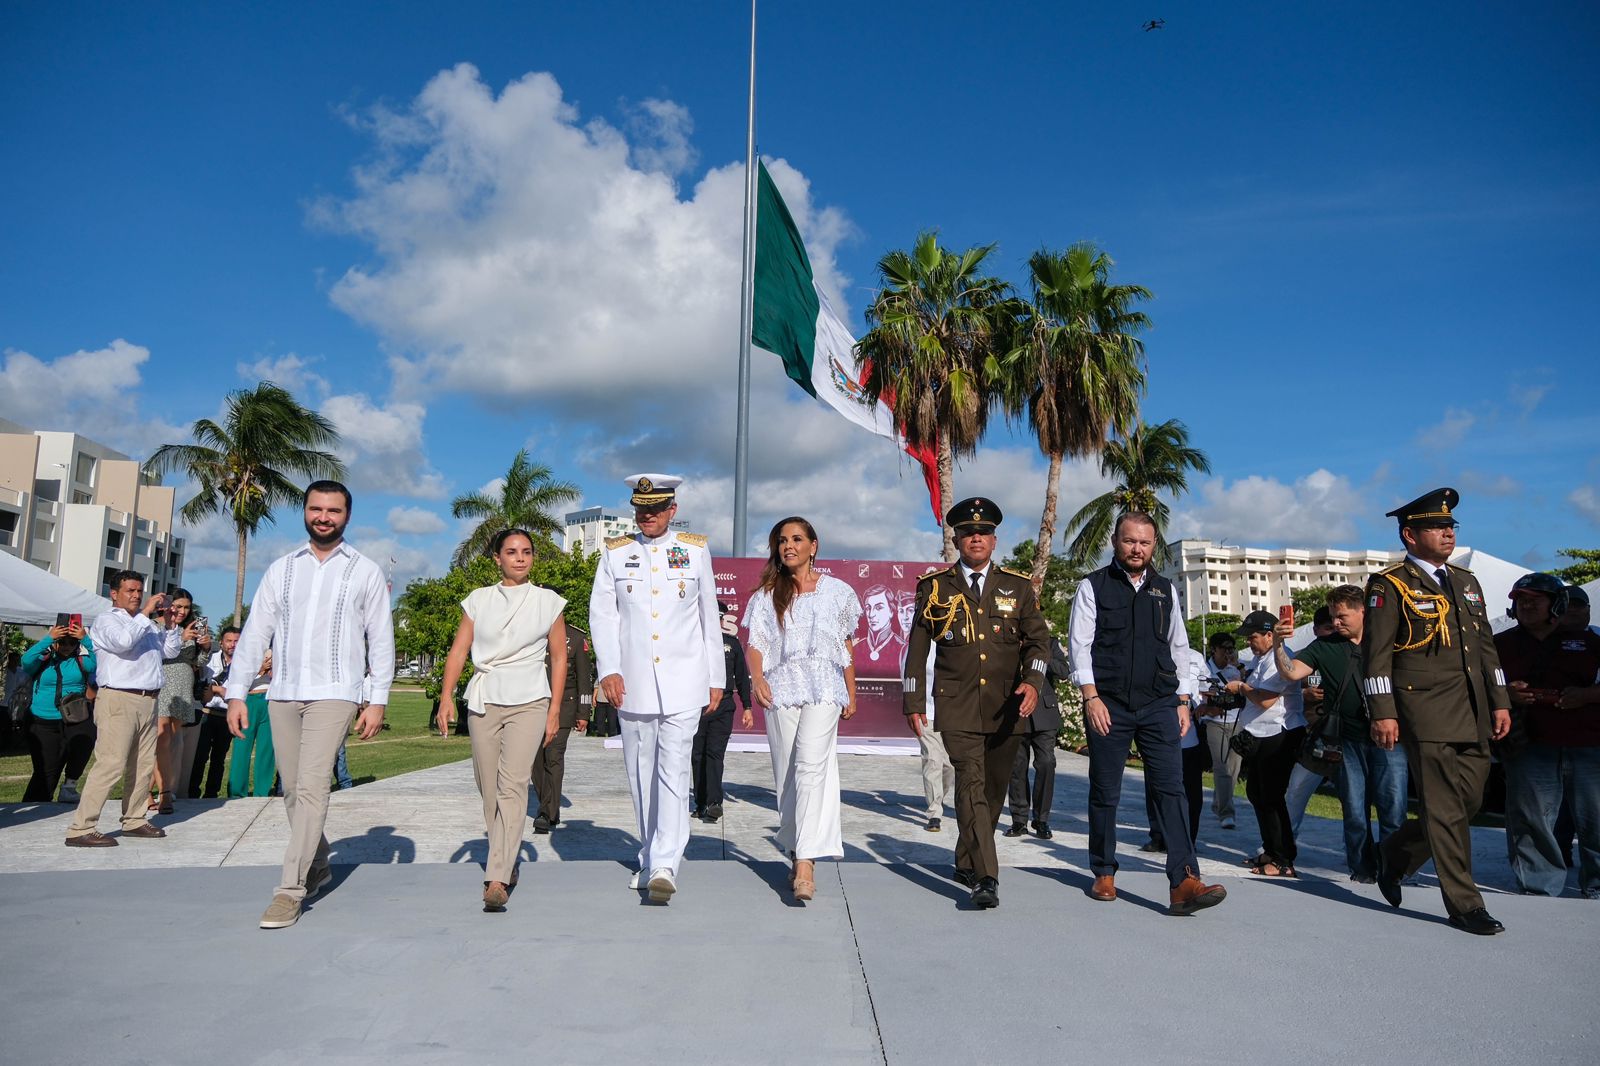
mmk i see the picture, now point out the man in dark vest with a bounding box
[532,622,594,833]
[904,497,1050,909]
[1363,487,1511,933]
[1068,511,1226,915]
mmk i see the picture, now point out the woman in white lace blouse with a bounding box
[437,529,568,912]
[744,517,860,902]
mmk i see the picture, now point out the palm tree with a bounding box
[1059,418,1211,570]
[855,232,1014,561]
[144,382,346,619]
[450,450,579,568]
[998,244,1150,594]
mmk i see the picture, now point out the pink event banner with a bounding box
[713,556,944,754]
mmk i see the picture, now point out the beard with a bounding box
[305,515,348,548]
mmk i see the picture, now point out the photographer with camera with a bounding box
[1222,611,1307,877]
[19,617,97,802]
[1496,573,1600,897]
[1195,632,1244,830]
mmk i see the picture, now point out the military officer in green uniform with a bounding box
[1362,487,1512,934]
[533,622,594,833]
[903,497,1050,909]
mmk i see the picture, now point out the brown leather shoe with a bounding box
[121,824,168,839]
[1090,875,1117,901]
[65,831,118,848]
[1169,871,1227,915]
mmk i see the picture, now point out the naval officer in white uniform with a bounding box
[589,474,722,902]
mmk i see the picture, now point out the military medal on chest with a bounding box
[678,580,686,599]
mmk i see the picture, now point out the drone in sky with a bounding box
[1143,19,1166,32]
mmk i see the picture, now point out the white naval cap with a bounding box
[626,473,682,507]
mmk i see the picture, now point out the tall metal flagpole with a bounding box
[732,0,757,556]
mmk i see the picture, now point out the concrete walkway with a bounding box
[2,741,1594,1064]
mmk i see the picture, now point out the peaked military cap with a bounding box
[626,472,681,507]
[946,496,1002,532]
[1386,486,1459,528]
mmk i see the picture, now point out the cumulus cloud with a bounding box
[388,505,448,535]
[623,98,698,176]
[1171,469,1367,546]
[321,393,448,499]
[0,339,187,456]
[1570,485,1600,526]
[237,353,330,398]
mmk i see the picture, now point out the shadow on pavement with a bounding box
[329,825,416,865]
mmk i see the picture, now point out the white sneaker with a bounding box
[647,868,677,903]
[629,869,644,890]
[58,780,80,803]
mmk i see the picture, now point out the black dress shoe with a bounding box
[953,866,977,888]
[1448,908,1505,936]
[925,817,942,832]
[1003,823,1028,838]
[705,804,723,822]
[1034,823,1053,840]
[1376,850,1403,908]
[533,814,551,834]
[970,877,999,909]
[1139,839,1166,853]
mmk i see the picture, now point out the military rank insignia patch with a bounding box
[666,546,690,569]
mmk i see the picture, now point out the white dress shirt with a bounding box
[1238,650,1307,737]
[589,529,721,715]
[91,609,183,691]
[461,582,566,713]
[226,541,395,705]
[1067,564,1196,697]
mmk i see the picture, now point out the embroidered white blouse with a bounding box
[745,575,862,710]
[461,582,567,714]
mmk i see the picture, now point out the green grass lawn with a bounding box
[0,686,470,804]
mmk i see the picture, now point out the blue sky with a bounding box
[3,2,1597,614]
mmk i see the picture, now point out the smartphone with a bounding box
[69,613,82,629]
[1279,604,1294,626]
[55,612,71,628]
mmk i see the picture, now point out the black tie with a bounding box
[1434,567,1453,597]
[969,571,983,600]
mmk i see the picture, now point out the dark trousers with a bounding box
[591,703,618,737]
[188,712,232,798]
[1087,696,1196,888]
[1384,737,1491,917]
[1144,741,1206,847]
[942,728,1022,882]
[1243,726,1305,866]
[1007,728,1056,826]
[692,706,735,810]
[23,716,97,802]
[532,726,571,823]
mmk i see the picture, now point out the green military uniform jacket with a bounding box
[549,624,595,730]
[902,565,1051,735]
[1361,558,1510,744]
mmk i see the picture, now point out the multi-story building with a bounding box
[0,418,186,596]
[563,505,689,556]
[1162,538,1405,621]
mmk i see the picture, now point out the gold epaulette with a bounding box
[998,566,1030,580]
[1376,562,1405,576]
[604,534,634,550]
[676,532,708,548]
[918,566,956,583]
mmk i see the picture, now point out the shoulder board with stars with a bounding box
[605,534,634,550]
[676,532,708,548]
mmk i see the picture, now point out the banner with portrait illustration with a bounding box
[711,556,944,755]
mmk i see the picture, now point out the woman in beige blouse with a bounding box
[438,529,568,911]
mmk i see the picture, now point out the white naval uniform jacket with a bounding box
[589,529,722,715]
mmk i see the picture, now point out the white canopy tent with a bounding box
[0,550,112,626]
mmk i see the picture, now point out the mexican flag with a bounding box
[750,161,942,518]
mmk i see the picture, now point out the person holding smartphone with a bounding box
[20,618,96,803]
[151,589,210,814]
[1223,610,1308,877]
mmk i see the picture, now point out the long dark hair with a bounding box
[755,516,817,628]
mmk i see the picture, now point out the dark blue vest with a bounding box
[1087,565,1180,709]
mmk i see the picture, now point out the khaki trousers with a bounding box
[941,728,1022,882]
[917,729,955,817]
[67,688,158,836]
[269,700,358,901]
[470,699,546,884]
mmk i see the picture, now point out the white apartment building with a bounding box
[0,419,186,596]
[1162,538,1405,620]
[563,506,688,555]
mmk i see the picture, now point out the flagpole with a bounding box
[732,0,757,557]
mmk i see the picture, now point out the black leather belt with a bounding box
[103,686,160,697]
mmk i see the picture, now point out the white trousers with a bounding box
[766,702,844,860]
[620,707,699,875]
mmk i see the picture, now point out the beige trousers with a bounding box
[469,699,547,883]
[269,700,359,901]
[917,728,955,817]
[67,688,159,836]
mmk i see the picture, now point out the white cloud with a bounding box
[237,353,329,398]
[1570,485,1600,526]
[623,98,698,176]
[1172,469,1367,546]
[321,393,447,500]
[388,505,447,535]
[344,535,438,594]
[1414,408,1475,452]
[0,339,187,456]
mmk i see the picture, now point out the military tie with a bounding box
[970,571,983,600]
[1434,566,1453,598]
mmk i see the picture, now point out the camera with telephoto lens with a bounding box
[1206,683,1246,712]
